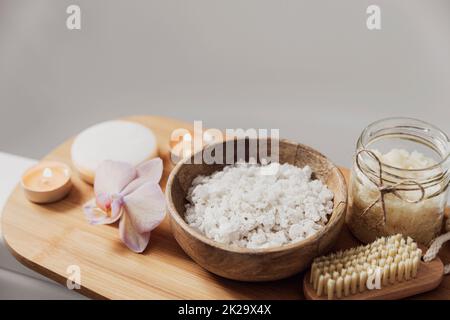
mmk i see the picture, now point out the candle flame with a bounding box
[42,167,53,179]
[183,133,192,142]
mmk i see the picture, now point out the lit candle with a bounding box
[170,133,198,164]
[21,161,72,203]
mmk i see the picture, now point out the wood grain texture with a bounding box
[303,253,444,300]
[1,115,450,300]
[166,138,347,281]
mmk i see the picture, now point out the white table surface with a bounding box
[0,151,85,299]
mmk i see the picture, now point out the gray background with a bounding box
[0,0,449,167]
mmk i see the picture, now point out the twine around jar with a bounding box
[355,149,426,223]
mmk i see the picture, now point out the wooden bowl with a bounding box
[165,138,347,281]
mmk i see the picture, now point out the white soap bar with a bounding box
[71,120,158,184]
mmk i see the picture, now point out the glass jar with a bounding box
[347,117,450,245]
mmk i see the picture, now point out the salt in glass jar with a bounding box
[346,117,450,245]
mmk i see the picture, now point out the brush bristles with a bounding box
[310,234,421,299]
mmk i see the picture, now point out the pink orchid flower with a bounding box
[83,158,166,253]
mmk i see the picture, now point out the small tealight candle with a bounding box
[21,161,72,204]
[170,133,198,164]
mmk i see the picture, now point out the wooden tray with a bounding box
[2,115,449,300]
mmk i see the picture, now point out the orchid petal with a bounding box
[119,213,151,253]
[94,160,136,196]
[83,198,123,225]
[121,158,164,196]
[136,158,163,182]
[123,182,166,234]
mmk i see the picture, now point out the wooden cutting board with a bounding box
[1,115,449,300]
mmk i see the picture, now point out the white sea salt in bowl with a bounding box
[185,163,335,249]
[166,138,347,281]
